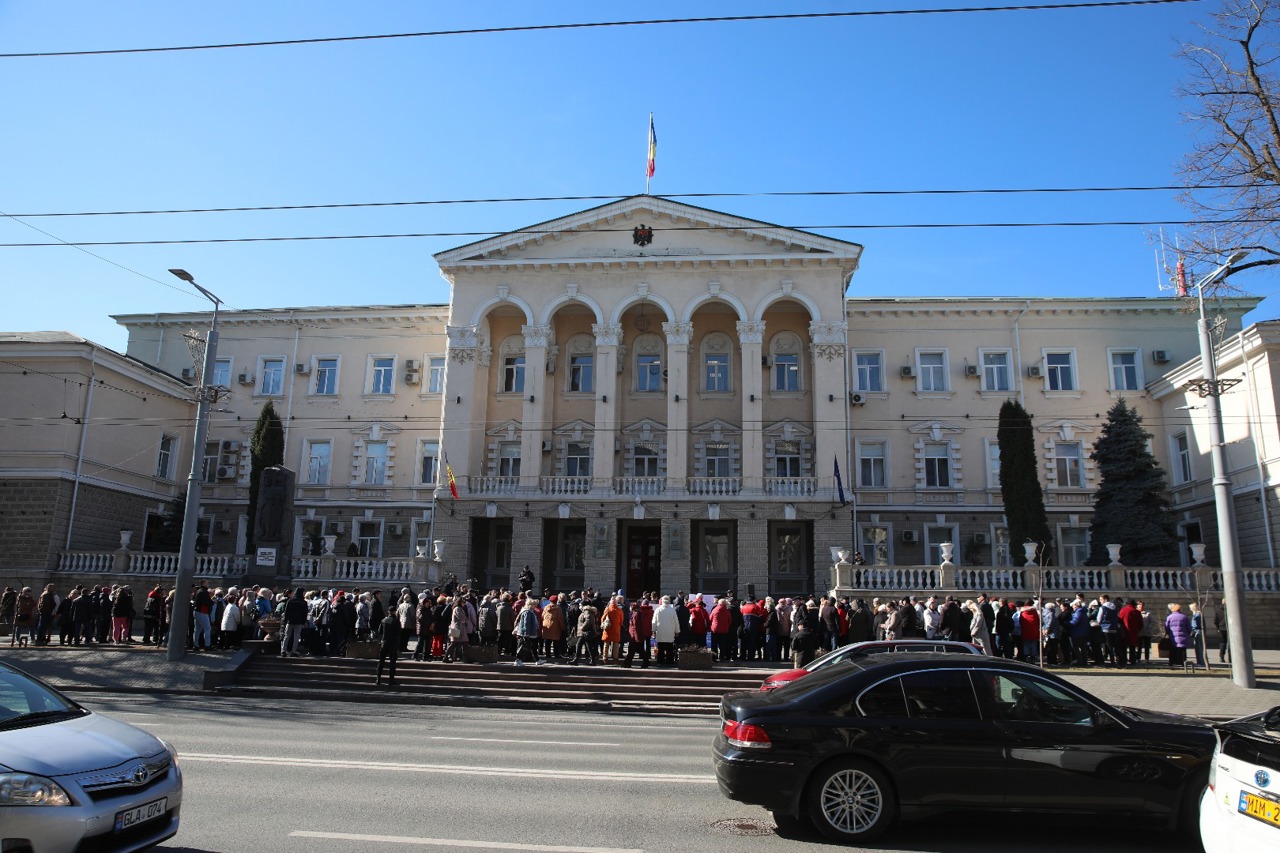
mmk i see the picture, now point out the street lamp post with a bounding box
[166,269,222,662]
[1191,250,1255,688]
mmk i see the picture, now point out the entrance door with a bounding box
[625,526,662,599]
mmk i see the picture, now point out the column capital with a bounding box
[522,324,553,349]
[736,320,766,345]
[447,325,488,365]
[662,321,694,346]
[593,323,624,347]
[809,320,847,361]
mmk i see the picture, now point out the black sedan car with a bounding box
[714,653,1214,843]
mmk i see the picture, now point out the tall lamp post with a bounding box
[1190,250,1255,688]
[166,269,222,662]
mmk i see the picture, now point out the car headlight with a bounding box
[0,773,72,806]
[161,739,179,769]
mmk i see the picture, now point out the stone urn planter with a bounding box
[257,617,283,644]
[677,646,714,670]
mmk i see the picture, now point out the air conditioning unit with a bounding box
[900,365,916,378]
[901,530,918,544]
[218,520,233,534]
[332,522,346,535]
[237,372,254,385]
[965,364,979,378]
[220,439,240,453]
[849,392,866,406]
[973,532,990,545]
[1152,349,1171,364]
[389,523,404,536]
[215,465,236,479]
[295,362,310,375]
[405,359,420,371]
[1027,365,1042,378]
[404,370,421,385]
[542,439,553,453]
[180,367,195,381]
[762,355,775,368]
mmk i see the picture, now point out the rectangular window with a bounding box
[420,441,439,485]
[704,353,730,392]
[633,444,659,477]
[365,441,388,485]
[498,443,521,478]
[986,440,1002,489]
[211,358,232,388]
[307,441,332,484]
[705,442,731,478]
[1046,351,1076,391]
[858,442,886,488]
[260,358,285,395]
[855,352,883,393]
[860,525,890,566]
[202,441,220,484]
[1061,528,1089,566]
[981,350,1011,392]
[371,357,395,395]
[1172,432,1192,484]
[773,355,800,392]
[1110,350,1139,391]
[315,358,338,395]
[569,354,594,393]
[427,357,446,394]
[637,354,662,391]
[503,356,525,393]
[774,440,801,477]
[924,442,951,488]
[357,520,382,558]
[156,434,175,479]
[1054,442,1082,488]
[566,442,592,477]
[918,351,947,392]
[926,526,958,567]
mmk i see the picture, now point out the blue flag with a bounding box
[834,455,847,506]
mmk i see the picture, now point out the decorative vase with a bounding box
[1107,543,1123,567]
[118,530,133,551]
[433,539,446,562]
[836,549,851,564]
[322,535,337,556]
[1023,542,1039,566]
[939,542,955,568]
[1190,543,1207,567]
[415,543,429,559]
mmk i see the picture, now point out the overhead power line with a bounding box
[0,1,1196,59]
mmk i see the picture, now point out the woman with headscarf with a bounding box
[1164,602,1192,668]
[966,599,993,655]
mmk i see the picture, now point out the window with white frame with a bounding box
[305,440,332,484]
[1172,431,1192,484]
[858,441,886,488]
[156,434,176,479]
[498,443,521,478]
[705,442,731,478]
[260,358,285,396]
[773,354,800,392]
[202,441,220,484]
[925,525,959,567]
[568,354,594,393]
[859,525,890,566]
[370,357,395,395]
[994,526,1012,567]
[356,520,382,558]
[636,354,661,391]
[1054,442,1083,488]
[1045,351,1076,391]
[211,358,232,388]
[1060,527,1089,566]
[981,349,1012,392]
[918,351,947,392]
[702,333,733,393]
[566,442,592,478]
[633,444,660,477]
[427,356,446,394]
[314,357,338,395]
[923,442,951,488]
[855,351,883,392]
[502,356,525,393]
[986,439,1002,489]
[419,440,440,486]
[774,440,801,478]
[1109,349,1140,391]
[365,441,389,485]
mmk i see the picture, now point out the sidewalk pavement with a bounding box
[4,642,1280,719]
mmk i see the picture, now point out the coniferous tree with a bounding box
[997,399,1052,564]
[147,491,186,552]
[1086,400,1179,566]
[246,400,285,553]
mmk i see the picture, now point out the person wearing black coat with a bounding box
[993,599,1015,658]
[376,613,401,686]
[71,590,95,646]
[847,600,873,643]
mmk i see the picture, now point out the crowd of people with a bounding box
[0,579,1230,676]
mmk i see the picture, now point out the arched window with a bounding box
[564,334,595,394]
[768,331,803,393]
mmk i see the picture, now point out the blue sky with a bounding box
[3,1,1273,350]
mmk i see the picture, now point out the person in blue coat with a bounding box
[1068,601,1092,667]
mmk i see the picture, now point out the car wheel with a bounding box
[771,810,815,839]
[1177,767,1209,836]
[806,758,896,842]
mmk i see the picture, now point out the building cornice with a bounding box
[112,304,450,330]
[845,296,1262,319]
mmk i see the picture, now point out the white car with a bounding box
[1200,705,1280,853]
[0,661,182,853]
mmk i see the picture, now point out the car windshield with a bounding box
[0,665,83,730]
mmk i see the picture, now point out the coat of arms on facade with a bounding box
[632,224,654,247]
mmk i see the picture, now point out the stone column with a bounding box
[737,321,766,494]
[661,517,691,594]
[592,323,622,491]
[443,324,491,499]
[663,322,693,493]
[809,320,848,488]
[519,324,552,492]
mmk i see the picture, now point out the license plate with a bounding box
[1239,791,1280,828]
[114,797,167,832]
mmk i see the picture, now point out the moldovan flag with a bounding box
[646,114,657,179]
[445,453,458,500]
[834,456,848,506]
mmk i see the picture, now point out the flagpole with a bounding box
[645,112,655,195]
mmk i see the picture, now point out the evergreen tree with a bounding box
[1086,399,1179,566]
[246,401,285,552]
[997,399,1052,564]
[147,491,186,553]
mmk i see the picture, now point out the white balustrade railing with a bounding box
[615,476,666,496]
[1122,568,1197,592]
[468,476,520,495]
[764,477,817,497]
[1206,569,1280,593]
[851,567,941,590]
[292,557,322,579]
[540,476,592,496]
[55,551,247,578]
[1042,568,1113,592]
[955,568,1029,591]
[57,551,116,572]
[332,558,417,583]
[686,477,742,496]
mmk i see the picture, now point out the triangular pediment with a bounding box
[351,421,402,439]
[690,418,742,438]
[1036,419,1096,441]
[621,418,667,439]
[552,419,595,440]
[485,419,523,439]
[434,196,862,269]
[907,420,965,439]
[763,420,814,439]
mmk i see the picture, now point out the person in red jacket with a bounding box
[1019,602,1041,664]
[623,596,654,668]
[688,598,710,649]
[709,598,733,662]
[1117,598,1145,666]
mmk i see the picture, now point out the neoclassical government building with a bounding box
[8,196,1275,601]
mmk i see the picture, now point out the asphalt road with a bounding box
[70,693,1206,853]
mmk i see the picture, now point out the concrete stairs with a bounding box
[221,653,770,714]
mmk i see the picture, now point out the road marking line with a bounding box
[428,736,620,746]
[290,831,642,853]
[182,754,713,784]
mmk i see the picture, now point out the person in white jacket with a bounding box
[651,595,679,665]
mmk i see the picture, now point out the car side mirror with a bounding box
[1263,706,1280,732]
[1091,709,1115,729]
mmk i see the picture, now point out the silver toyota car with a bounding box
[0,661,181,853]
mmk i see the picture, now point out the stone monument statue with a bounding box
[254,466,295,579]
